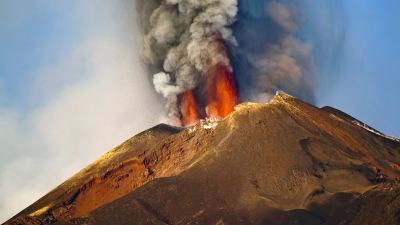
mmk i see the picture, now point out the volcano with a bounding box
[5,93,400,225]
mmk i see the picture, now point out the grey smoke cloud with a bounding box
[252,2,315,102]
[137,0,238,123]
[267,2,298,32]
[138,0,319,122]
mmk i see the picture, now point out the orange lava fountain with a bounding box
[178,35,238,126]
[180,90,199,126]
[206,65,238,119]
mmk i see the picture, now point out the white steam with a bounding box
[0,1,161,222]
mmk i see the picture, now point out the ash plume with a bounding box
[137,0,238,122]
[137,0,318,123]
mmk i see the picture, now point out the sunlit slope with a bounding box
[6,93,400,225]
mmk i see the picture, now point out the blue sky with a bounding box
[316,0,400,137]
[0,2,74,106]
[1,0,400,222]
[0,1,162,222]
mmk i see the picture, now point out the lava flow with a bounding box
[206,65,238,119]
[180,90,199,126]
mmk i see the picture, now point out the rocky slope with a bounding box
[5,93,400,225]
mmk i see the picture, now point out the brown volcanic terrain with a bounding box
[5,93,400,225]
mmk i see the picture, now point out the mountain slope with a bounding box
[5,93,400,225]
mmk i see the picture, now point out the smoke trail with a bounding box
[231,0,315,103]
[137,0,318,123]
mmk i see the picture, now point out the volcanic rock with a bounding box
[5,93,400,225]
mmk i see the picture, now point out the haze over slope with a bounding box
[5,93,400,225]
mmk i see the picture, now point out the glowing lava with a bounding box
[180,90,199,126]
[206,65,238,119]
[178,35,238,126]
